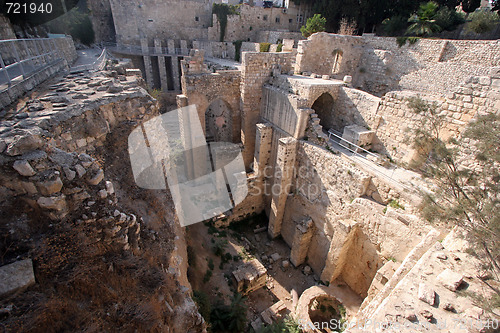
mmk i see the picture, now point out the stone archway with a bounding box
[311,92,335,131]
[205,98,232,142]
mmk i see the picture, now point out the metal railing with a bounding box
[327,129,413,191]
[0,38,61,91]
[103,42,190,56]
[70,48,109,73]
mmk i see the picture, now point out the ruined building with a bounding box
[0,2,499,332]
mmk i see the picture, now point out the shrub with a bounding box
[259,42,271,52]
[466,10,499,34]
[276,43,283,52]
[433,7,465,31]
[187,245,196,267]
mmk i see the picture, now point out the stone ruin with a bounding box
[0,7,499,333]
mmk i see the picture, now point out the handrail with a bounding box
[70,48,109,73]
[0,38,61,91]
[326,129,414,191]
[105,42,190,56]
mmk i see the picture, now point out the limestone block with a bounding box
[5,133,43,156]
[37,195,67,211]
[342,125,375,152]
[417,283,435,305]
[75,164,86,178]
[105,181,115,195]
[63,167,76,181]
[13,160,36,176]
[437,268,463,291]
[0,259,35,297]
[37,177,63,196]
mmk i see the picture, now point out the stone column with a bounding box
[180,40,188,55]
[290,218,315,266]
[140,38,154,88]
[254,123,273,181]
[268,137,297,238]
[154,39,168,90]
[167,39,175,55]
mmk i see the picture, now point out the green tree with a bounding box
[407,98,500,314]
[209,293,248,332]
[433,7,466,31]
[406,1,442,36]
[300,13,326,37]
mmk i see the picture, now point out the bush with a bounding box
[466,10,499,34]
[276,43,283,52]
[259,42,271,52]
[433,7,465,31]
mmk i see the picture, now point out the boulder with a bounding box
[418,283,436,305]
[37,195,67,211]
[13,160,36,176]
[0,259,35,298]
[37,177,63,196]
[437,268,463,291]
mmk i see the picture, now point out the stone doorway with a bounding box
[205,98,233,142]
[311,92,335,131]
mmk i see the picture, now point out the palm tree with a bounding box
[407,1,442,36]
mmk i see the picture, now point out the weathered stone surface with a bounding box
[37,177,63,196]
[5,134,43,156]
[48,148,76,166]
[0,259,35,297]
[87,169,104,185]
[437,268,463,291]
[63,167,76,181]
[37,195,67,211]
[418,283,435,305]
[13,160,36,177]
[75,164,86,178]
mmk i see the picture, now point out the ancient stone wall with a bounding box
[257,30,304,44]
[181,66,241,143]
[357,35,500,96]
[192,40,236,60]
[294,33,363,80]
[208,4,310,42]
[87,0,116,43]
[109,0,212,45]
[372,70,498,164]
[240,51,294,168]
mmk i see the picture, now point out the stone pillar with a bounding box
[180,40,188,55]
[268,137,297,238]
[290,218,315,267]
[254,123,273,181]
[171,56,181,91]
[140,38,154,88]
[154,39,168,90]
[167,39,175,55]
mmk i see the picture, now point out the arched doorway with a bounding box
[205,98,232,142]
[311,92,335,131]
[332,49,343,74]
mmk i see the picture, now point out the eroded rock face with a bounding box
[0,68,206,332]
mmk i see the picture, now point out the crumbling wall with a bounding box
[240,51,295,168]
[294,33,363,79]
[357,35,500,95]
[372,70,498,164]
[181,67,241,143]
[208,4,308,42]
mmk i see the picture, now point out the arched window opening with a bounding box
[332,49,343,74]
